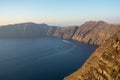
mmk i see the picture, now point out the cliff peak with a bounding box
[84,21,98,24]
[98,20,107,24]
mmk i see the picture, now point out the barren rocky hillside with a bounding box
[72,21,120,45]
[65,31,120,80]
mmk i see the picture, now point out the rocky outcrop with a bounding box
[64,31,120,80]
[53,26,78,39]
[72,21,120,45]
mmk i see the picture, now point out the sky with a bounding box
[0,0,120,26]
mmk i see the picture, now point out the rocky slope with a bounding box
[47,26,58,37]
[72,21,120,45]
[64,31,120,80]
[53,26,78,39]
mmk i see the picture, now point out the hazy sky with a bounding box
[0,0,120,26]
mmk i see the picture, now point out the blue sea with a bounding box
[0,38,97,80]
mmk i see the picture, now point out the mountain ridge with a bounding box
[0,21,120,45]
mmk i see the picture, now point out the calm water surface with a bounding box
[0,38,97,80]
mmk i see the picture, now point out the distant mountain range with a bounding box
[0,21,120,45]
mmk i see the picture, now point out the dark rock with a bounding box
[47,26,58,36]
[53,26,78,39]
[0,22,49,38]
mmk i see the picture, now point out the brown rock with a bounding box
[72,21,120,45]
[64,31,120,80]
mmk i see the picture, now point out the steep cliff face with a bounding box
[65,31,120,80]
[0,22,49,38]
[47,26,58,36]
[72,21,120,45]
[53,26,78,39]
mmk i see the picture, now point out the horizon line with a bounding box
[0,20,120,27]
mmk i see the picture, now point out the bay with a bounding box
[0,38,97,80]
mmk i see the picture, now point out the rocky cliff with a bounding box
[72,21,120,45]
[0,21,120,45]
[53,26,78,39]
[64,31,120,80]
[47,26,58,36]
[0,22,49,38]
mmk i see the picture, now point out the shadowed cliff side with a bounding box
[0,22,49,38]
[53,26,78,39]
[47,26,58,36]
[64,31,120,80]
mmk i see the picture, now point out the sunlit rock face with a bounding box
[72,21,120,45]
[64,31,120,80]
